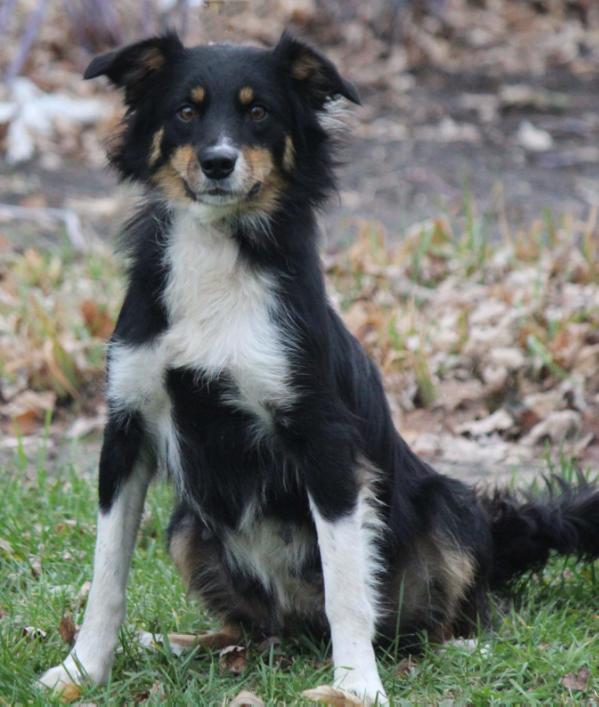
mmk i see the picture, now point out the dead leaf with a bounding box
[3,390,56,435]
[55,519,77,532]
[435,379,485,412]
[80,299,114,338]
[522,410,582,446]
[29,555,42,578]
[456,409,514,437]
[219,645,247,675]
[22,625,47,640]
[517,121,553,152]
[19,193,48,209]
[229,690,265,706]
[301,685,363,706]
[76,580,91,608]
[0,538,14,556]
[59,613,77,644]
[396,655,417,676]
[134,681,165,703]
[42,338,81,399]
[149,680,166,698]
[561,667,590,691]
[58,683,81,703]
[66,414,105,440]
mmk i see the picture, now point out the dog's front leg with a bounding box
[309,493,388,705]
[39,413,152,692]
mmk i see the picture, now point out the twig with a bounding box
[4,0,49,87]
[140,0,155,37]
[177,0,189,39]
[0,0,18,37]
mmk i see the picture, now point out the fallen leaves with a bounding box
[0,241,121,441]
[395,655,417,677]
[80,299,114,339]
[0,77,113,165]
[229,690,265,706]
[76,580,91,609]
[57,683,81,703]
[561,666,591,691]
[0,538,14,556]
[22,625,47,640]
[58,613,78,645]
[219,645,248,676]
[302,685,364,706]
[329,212,599,470]
[4,389,56,435]
[517,121,554,152]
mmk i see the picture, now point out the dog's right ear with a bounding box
[84,33,183,105]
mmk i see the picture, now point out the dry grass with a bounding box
[1,205,598,470]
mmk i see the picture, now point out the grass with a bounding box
[0,447,597,705]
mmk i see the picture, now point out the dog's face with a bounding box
[86,32,359,219]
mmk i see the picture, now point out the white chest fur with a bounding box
[108,208,293,433]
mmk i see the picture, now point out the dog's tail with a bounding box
[479,475,599,590]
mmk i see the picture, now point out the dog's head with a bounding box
[85,32,359,222]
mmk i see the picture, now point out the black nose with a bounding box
[199,145,238,180]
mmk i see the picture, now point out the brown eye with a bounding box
[249,105,267,122]
[177,105,196,123]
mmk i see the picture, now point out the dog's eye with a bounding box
[177,105,196,123]
[248,105,267,122]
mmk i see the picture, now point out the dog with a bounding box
[39,31,599,704]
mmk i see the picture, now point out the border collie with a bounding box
[40,31,599,704]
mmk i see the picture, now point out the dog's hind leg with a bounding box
[309,485,388,705]
[39,412,153,692]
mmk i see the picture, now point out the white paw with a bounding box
[38,654,108,692]
[334,672,389,705]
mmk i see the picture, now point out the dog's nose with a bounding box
[199,145,238,180]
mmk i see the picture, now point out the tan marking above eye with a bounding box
[239,86,254,105]
[191,86,205,103]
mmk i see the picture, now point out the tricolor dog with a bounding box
[40,32,599,703]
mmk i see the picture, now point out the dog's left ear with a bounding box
[274,31,360,107]
[84,33,184,106]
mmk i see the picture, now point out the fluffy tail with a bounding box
[480,475,599,589]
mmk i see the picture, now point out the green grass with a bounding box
[0,450,598,705]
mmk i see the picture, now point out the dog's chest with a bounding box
[108,212,292,439]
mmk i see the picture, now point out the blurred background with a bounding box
[1,0,598,481]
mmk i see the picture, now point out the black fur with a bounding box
[482,475,599,589]
[86,30,599,651]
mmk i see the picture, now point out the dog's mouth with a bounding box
[182,180,262,205]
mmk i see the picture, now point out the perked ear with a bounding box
[84,33,184,105]
[274,31,361,107]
